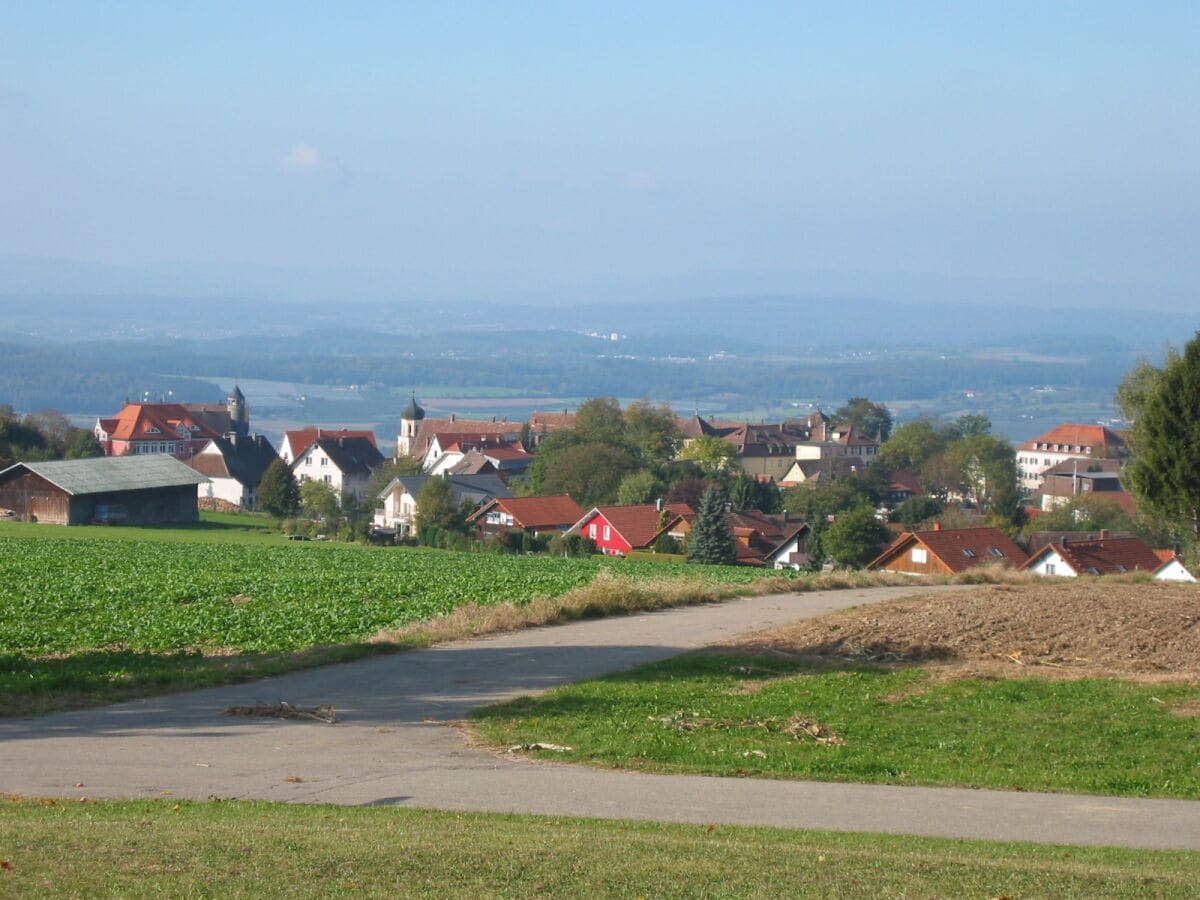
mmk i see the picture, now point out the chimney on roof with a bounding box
[655,498,663,512]
[492,415,496,423]
[1099,529,1110,541]
[450,413,456,423]
[933,522,942,531]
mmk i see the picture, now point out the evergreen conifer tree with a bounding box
[1125,331,1200,543]
[687,485,736,565]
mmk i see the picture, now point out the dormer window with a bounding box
[146,426,161,434]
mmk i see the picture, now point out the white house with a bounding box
[374,473,511,534]
[291,435,385,501]
[1022,535,1195,582]
[189,433,278,511]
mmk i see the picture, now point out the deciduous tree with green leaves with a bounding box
[415,475,463,534]
[832,397,893,442]
[678,435,738,476]
[300,479,341,521]
[823,505,891,569]
[258,458,301,518]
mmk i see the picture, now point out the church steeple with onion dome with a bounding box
[396,393,425,458]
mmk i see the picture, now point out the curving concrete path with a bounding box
[3,585,1199,851]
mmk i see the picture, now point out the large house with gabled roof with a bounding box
[678,411,878,480]
[94,395,242,461]
[1022,534,1194,581]
[290,434,385,501]
[189,432,279,511]
[1016,423,1127,495]
[467,494,584,537]
[279,428,378,465]
[566,502,695,556]
[868,525,1028,575]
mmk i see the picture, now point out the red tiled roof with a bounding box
[434,432,515,449]
[410,419,521,459]
[471,495,585,529]
[481,446,530,461]
[529,411,577,432]
[871,527,1029,573]
[285,429,377,461]
[1018,424,1126,452]
[1152,548,1177,566]
[99,403,223,442]
[582,503,695,549]
[1024,536,1165,576]
[889,468,924,495]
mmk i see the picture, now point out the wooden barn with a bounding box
[0,456,208,526]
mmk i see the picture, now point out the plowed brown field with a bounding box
[715,581,1200,683]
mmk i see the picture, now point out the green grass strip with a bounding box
[0,799,1196,898]
[472,654,1200,799]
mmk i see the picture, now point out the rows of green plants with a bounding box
[0,536,774,655]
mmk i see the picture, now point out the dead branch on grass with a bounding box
[222,701,337,724]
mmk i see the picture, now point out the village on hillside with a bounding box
[0,383,1193,582]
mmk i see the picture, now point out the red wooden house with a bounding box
[568,502,695,556]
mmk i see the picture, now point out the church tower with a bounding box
[396,393,425,458]
[227,385,249,437]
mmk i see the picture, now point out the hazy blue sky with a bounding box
[2,3,1196,307]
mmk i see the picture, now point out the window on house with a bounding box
[588,524,597,539]
[962,548,976,558]
[323,475,332,484]
[911,547,927,564]
[1087,566,1100,575]
[320,457,327,466]
[306,457,312,465]
[1045,563,1056,575]
[603,525,611,541]
[988,547,1005,557]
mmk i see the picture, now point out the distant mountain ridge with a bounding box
[0,293,1193,352]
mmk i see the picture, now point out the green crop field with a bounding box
[0,531,785,714]
[0,535,775,655]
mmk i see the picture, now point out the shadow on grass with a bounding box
[468,644,940,727]
[700,636,961,668]
[0,642,405,718]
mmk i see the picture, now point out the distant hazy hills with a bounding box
[0,293,1193,353]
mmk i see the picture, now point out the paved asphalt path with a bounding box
[3,585,1199,851]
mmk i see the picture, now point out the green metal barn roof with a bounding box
[0,455,209,496]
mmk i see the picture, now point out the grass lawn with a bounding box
[0,799,1196,898]
[471,653,1200,799]
[0,510,285,545]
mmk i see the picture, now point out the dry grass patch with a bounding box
[368,567,985,649]
[712,580,1200,683]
